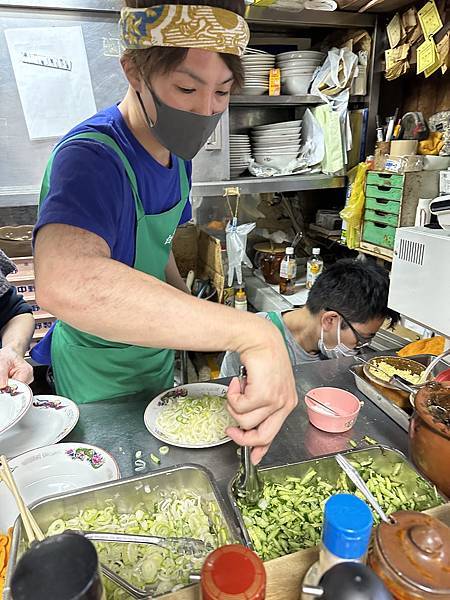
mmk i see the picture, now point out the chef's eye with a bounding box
[177,86,195,94]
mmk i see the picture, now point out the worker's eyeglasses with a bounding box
[327,308,375,350]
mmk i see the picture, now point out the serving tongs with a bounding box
[335,453,393,524]
[231,366,262,506]
[0,455,208,600]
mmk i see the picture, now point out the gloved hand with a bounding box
[225,220,256,286]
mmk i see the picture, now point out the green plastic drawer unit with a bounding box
[365,196,401,215]
[362,221,396,249]
[364,209,399,227]
[366,184,403,202]
[366,172,404,189]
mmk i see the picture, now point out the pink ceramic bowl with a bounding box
[304,387,362,433]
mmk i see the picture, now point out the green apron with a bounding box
[39,131,189,403]
[267,311,287,344]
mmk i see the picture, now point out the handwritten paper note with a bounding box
[417,37,437,74]
[418,0,443,38]
[387,13,404,48]
[437,32,450,74]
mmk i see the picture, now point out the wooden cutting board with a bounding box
[159,503,450,600]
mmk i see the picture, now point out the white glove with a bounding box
[225,220,256,286]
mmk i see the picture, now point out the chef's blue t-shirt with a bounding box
[32,104,192,365]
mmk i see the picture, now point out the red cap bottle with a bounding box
[201,544,266,600]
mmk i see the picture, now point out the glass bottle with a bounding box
[201,544,266,600]
[279,246,297,296]
[306,248,323,290]
[301,493,373,599]
[234,287,247,311]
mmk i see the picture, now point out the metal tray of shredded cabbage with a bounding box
[228,445,446,561]
[5,464,242,599]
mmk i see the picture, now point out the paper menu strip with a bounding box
[418,0,443,38]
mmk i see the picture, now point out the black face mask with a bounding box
[136,86,224,160]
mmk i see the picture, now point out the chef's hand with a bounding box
[0,346,34,388]
[225,325,298,464]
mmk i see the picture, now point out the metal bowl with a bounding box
[363,356,427,391]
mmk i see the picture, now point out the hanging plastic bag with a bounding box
[339,162,369,249]
[225,220,256,286]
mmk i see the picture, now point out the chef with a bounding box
[32,0,297,463]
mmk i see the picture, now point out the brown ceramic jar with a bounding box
[368,511,450,599]
[409,381,450,497]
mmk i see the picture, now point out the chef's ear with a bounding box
[321,310,339,332]
[120,55,143,93]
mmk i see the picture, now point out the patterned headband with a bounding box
[120,5,250,57]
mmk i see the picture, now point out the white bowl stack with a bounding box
[242,51,276,96]
[277,50,325,95]
[230,134,252,178]
[251,120,302,170]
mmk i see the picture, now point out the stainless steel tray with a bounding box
[5,463,242,599]
[350,354,448,432]
[227,446,446,550]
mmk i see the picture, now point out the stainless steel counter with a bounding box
[65,356,408,494]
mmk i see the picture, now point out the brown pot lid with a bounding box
[415,382,450,439]
[254,243,286,254]
[376,510,450,594]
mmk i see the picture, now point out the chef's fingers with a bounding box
[226,402,273,431]
[10,359,34,385]
[226,406,291,464]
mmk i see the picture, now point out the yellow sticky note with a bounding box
[387,13,403,48]
[424,52,442,77]
[417,37,437,74]
[418,0,443,38]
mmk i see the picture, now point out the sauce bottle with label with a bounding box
[279,247,297,296]
[306,248,323,290]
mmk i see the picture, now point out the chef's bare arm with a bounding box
[35,224,298,462]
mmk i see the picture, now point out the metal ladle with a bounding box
[231,366,262,506]
[335,453,392,524]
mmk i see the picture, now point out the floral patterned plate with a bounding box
[0,443,120,530]
[0,379,33,437]
[0,395,80,459]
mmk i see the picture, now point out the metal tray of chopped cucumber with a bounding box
[228,445,446,561]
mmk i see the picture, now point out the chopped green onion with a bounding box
[159,446,169,455]
[150,453,161,465]
[363,436,378,445]
[46,490,230,596]
[349,439,358,448]
[155,394,236,445]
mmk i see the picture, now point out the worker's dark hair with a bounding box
[122,0,245,91]
[306,258,400,328]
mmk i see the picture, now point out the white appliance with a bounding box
[389,227,450,340]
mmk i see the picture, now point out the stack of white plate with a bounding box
[251,120,302,170]
[242,51,276,96]
[230,134,252,178]
[277,50,325,95]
